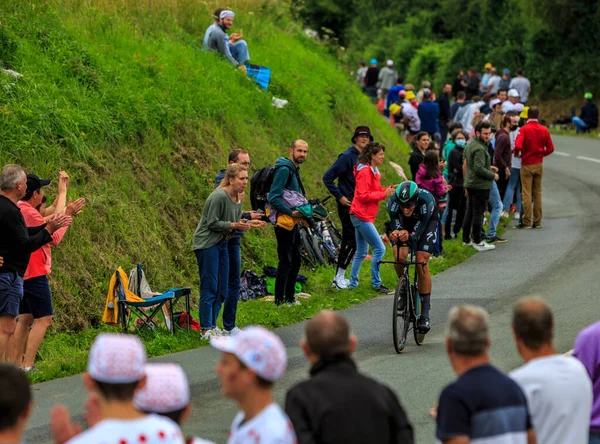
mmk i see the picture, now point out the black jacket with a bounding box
[408,145,425,181]
[437,93,451,123]
[448,145,466,187]
[285,354,414,444]
[581,102,599,128]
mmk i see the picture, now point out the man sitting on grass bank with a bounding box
[207,10,248,75]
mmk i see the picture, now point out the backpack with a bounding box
[250,164,305,211]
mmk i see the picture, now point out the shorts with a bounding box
[393,219,438,254]
[0,271,24,317]
[19,275,53,318]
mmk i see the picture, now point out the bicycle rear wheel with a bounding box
[299,227,318,267]
[393,277,410,353]
[413,288,426,346]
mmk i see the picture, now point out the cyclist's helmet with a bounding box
[396,181,419,208]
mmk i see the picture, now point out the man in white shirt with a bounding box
[502,89,520,112]
[486,68,501,95]
[50,333,183,444]
[509,69,532,104]
[510,296,592,444]
[211,326,296,444]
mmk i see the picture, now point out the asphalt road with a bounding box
[25,135,600,444]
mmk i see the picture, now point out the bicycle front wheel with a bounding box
[393,277,410,353]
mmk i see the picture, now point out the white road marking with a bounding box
[576,155,600,164]
[554,151,571,157]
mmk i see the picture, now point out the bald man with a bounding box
[285,310,413,444]
[510,296,592,444]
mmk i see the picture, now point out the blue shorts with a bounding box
[19,275,53,318]
[0,272,24,317]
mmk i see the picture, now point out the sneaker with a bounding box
[532,224,542,229]
[418,317,431,333]
[501,211,509,218]
[224,326,242,336]
[374,284,393,295]
[214,327,225,336]
[22,365,38,373]
[462,241,473,246]
[200,329,217,340]
[286,300,302,307]
[514,223,532,229]
[486,235,508,244]
[472,241,495,251]
[513,212,521,220]
[332,277,349,289]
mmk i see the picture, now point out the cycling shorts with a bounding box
[392,219,438,254]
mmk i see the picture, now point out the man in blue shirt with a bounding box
[323,127,371,289]
[417,89,441,144]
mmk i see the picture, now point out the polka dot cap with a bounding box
[134,363,190,413]
[87,333,146,383]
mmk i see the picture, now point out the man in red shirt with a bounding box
[514,107,554,229]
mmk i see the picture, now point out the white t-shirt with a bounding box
[502,101,516,112]
[227,403,296,444]
[509,77,531,103]
[66,414,184,444]
[510,129,521,169]
[487,75,501,94]
[510,355,592,444]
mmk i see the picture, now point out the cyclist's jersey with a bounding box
[387,189,438,244]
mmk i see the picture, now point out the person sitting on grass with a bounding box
[572,92,599,134]
[207,10,249,75]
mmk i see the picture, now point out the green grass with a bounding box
[550,127,600,139]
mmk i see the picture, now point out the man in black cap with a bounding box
[0,164,70,362]
[323,126,372,289]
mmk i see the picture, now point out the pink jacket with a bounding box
[416,163,446,199]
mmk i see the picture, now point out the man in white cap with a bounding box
[502,89,520,112]
[135,363,214,444]
[211,326,296,444]
[207,10,248,74]
[377,60,398,100]
[490,98,502,113]
[50,333,183,444]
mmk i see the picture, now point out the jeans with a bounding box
[336,201,356,271]
[223,238,241,331]
[502,167,522,214]
[275,226,302,305]
[349,215,385,289]
[462,188,490,244]
[445,185,466,236]
[572,116,589,133]
[487,181,503,238]
[230,40,250,65]
[195,240,229,330]
[521,162,544,227]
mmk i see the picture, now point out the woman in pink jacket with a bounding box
[349,142,395,293]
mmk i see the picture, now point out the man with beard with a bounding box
[207,10,248,75]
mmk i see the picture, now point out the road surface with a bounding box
[25,135,600,443]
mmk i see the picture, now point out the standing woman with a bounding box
[349,142,395,293]
[193,164,263,340]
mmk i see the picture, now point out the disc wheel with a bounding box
[393,277,410,353]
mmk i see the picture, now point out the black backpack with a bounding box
[250,164,305,211]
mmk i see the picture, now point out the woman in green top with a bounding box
[193,164,262,339]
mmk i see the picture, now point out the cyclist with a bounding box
[387,181,438,333]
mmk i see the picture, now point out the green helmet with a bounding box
[396,181,419,207]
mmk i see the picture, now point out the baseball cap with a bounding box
[389,104,402,116]
[507,89,520,98]
[26,174,51,194]
[484,62,492,69]
[585,92,593,100]
[490,98,502,108]
[370,58,377,65]
[503,68,510,75]
[386,59,393,67]
[210,326,287,382]
[87,333,146,383]
[134,364,190,413]
[514,103,525,113]
[405,90,416,101]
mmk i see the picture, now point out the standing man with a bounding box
[436,305,536,444]
[494,113,516,201]
[514,107,554,229]
[497,88,508,104]
[364,59,379,101]
[572,92,599,133]
[207,10,248,74]
[486,68,501,95]
[0,165,70,362]
[418,89,440,144]
[499,68,512,91]
[356,61,367,91]
[452,70,468,98]
[480,63,492,94]
[377,60,397,100]
[510,296,592,444]
[323,127,371,289]
[401,91,421,144]
[574,320,600,444]
[451,91,468,120]
[437,83,452,145]
[503,89,520,112]
[465,68,480,100]
[462,121,497,251]
[286,310,414,444]
[510,69,532,104]
[269,140,309,306]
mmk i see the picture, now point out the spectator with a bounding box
[437,83,452,144]
[441,122,464,176]
[497,87,508,104]
[134,363,214,444]
[286,310,414,444]
[502,89,520,112]
[458,96,484,134]
[377,60,397,100]
[487,67,501,95]
[0,364,32,443]
[355,61,367,91]
[385,77,405,115]
[0,165,70,362]
[445,129,468,239]
[436,305,536,444]
[193,164,262,339]
[494,113,516,202]
[503,110,525,222]
[510,296,592,444]
[50,334,183,444]
[572,92,599,133]
[364,59,379,100]
[416,150,448,201]
[465,68,480,100]
[202,8,223,48]
[400,91,421,143]
[489,97,502,113]
[211,326,296,444]
[510,68,532,104]
[499,68,512,91]
[462,121,497,251]
[349,142,395,294]
[574,320,600,444]
[269,140,309,306]
[418,89,441,143]
[416,80,432,103]
[450,91,468,120]
[484,118,506,245]
[323,127,371,290]
[12,173,85,371]
[207,10,248,75]
[514,107,554,229]
[451,70,468,98]
[409,132,429,180]
[480,63,492,94]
